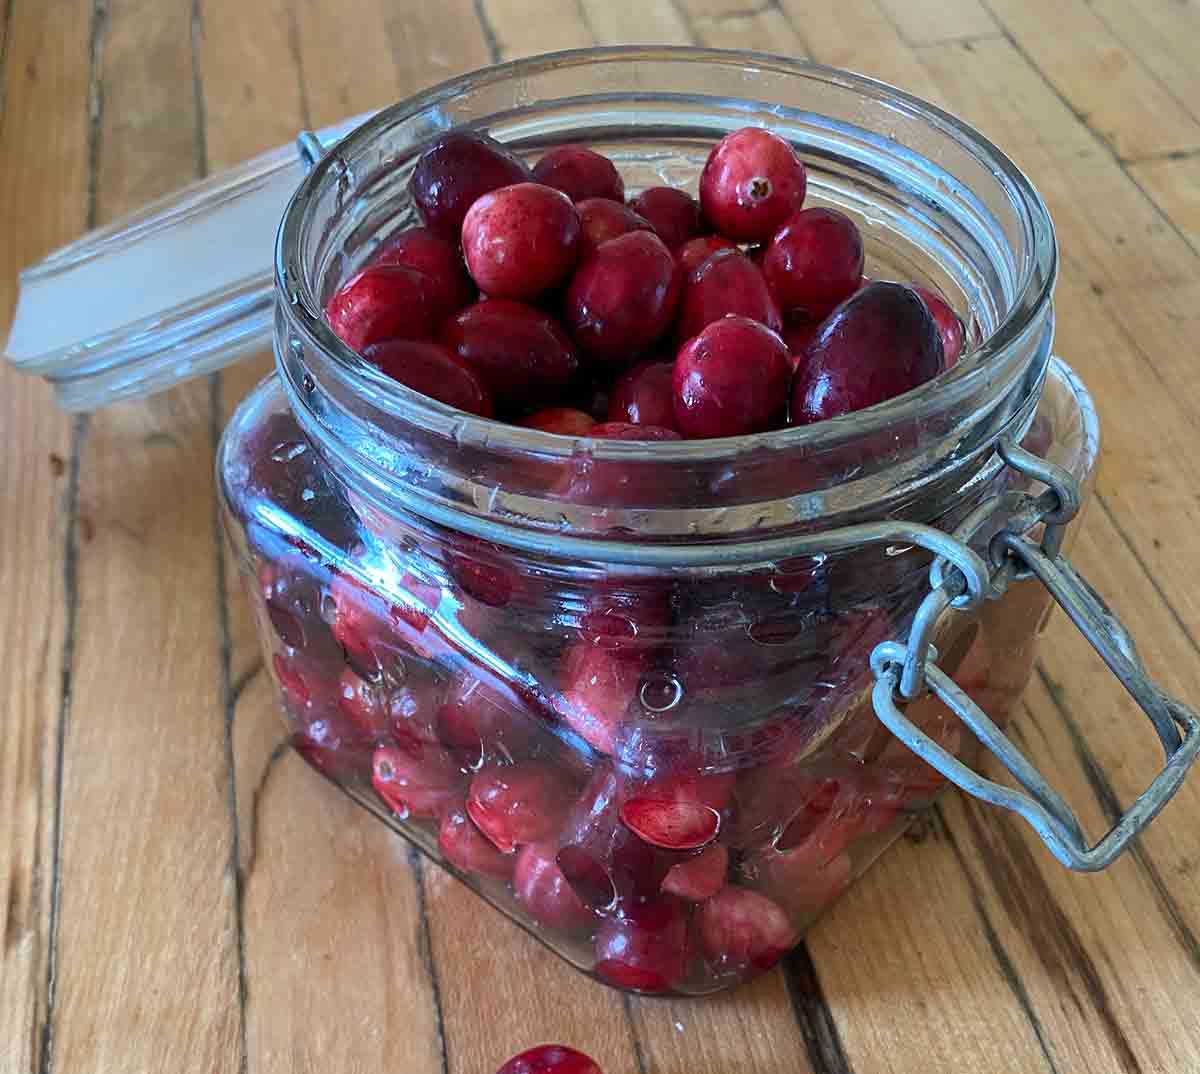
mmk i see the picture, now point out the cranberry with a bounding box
[273,652,336,720]
[371,741,464,819]
[439,799,516,880]
[467,762,574,853]
[520,408,597,436]
[372,226,475,325]
[578,579,672,659]
[697,886,796,971]
[495,1044,603,1074]
[514,841,596,933]
[577,198,653,258]
[913,285,965,367]
[662,844,729,901]
[325,265,436,352]
[748,844,853,917]
[447,541,518,608]
[588,422,680,442]
[627,187,704,251]
[673,315,791,438]
[257,553,331,657]
[699,127,807,242]
[620,796,721,851]
[385,667,446,752]
[410,131,532,238]
[564,231,682,364]
[328,571,391,669]
[337,666,390,741]
[674,248,782,343]
[533,145,624,203]
[436,672,536,758]
[556,643,642,755]
[293,718,367,780]
[762,208,864,321]
[362,339,493,417]
[462,183,581,301]
[593,898,689,993]
[790,282,944,426]
[674,235,738,275]
[441,300,579,414]
[606,361,678,430]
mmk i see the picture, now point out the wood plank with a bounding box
[688,6,808,54]
[481,0,594,60]
[876,0,998,44]
[577,0,692,46]
[1128,155,1200,256]
[984,0,1200,162]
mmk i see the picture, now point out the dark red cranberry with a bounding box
[519,407,597,436]
[588,421,681,442]
[325,265,437,352]
[696,886,796,971]
[409,131,532,238]
[564,231,682,365]
[674,248,782,343]
[439,799,516,880]
[627,187,704,251]
[533,145,624,203]
[372,226,475,325]
[436,672,536,757]
[462,183,581,301]
[513,841,596,934]
[371,740,464,819]
[555,643,641,755]
[495,1044,603,1074]
[441,300,579,413]
[257,553,328,656]
[673,315,791,438]
[913,285,965,367]
[620,796,721,851]
[762,208,864,320]
[576,198,652,258]
[790,282,944,425]
[699,127,807,241]
[606,360,678,430]
[593,898,689,993]
[447,540,518,608]
[674,235,737,275]
[362,339,493,416]
[578,579,672,659]
[662,844,728,901]
[467,761,574,853]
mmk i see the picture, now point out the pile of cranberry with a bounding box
[324,126,965,440]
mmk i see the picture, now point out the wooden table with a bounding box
[4,2,1200,1072]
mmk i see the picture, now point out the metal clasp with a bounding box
[871,437,1200,871]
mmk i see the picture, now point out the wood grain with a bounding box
[1128,156,1200,255]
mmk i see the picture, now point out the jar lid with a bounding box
[3,112,374,412]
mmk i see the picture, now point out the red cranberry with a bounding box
[441,300,579,413]
[588,421,680,442]
[447,540,518,609]
[362,339,493,417]
[533,145,624,203]
[328,571,391,670]
[495,1044,603,1074]
[385,667,446,752]
[762,208,864,320]
[564,231,682,365]
[627,187,704,251]
[606,361,678,430]
[697,886,796,971]
[576,198,652,258]
[673,315,791,438]
[371,741,464,819]
[578,579,672,659]
[593,898,689,993]
[514,841,596,934]
[273,652,338,721]
[325,265,436,352]
[913,285,965,367]
[699,127,807,242]
[556,643,642,755]
[337,666,390,741]
[747,844,852,917]
[257,553,330,656]
[791,282,944,425]
[674,235,737,275]
[620,796,721,851]
[462,183,581,301]
[467,762,574,853]
[439,799,516,880]
[410,131,532,238]
[372,226,475,325]
[674,248,782,343]
[436,672,536,758]
[662,844,728,901]
[520,408,597,436]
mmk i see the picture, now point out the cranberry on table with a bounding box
[462,183,581,301]
[674,234,737,275]
[410,130,532,238]
[371,740,464,819]
[627,186,705,250]
[495,1045,604,1074]
[533,145,625,203]
[913,284,966,367]
[697,886,797,971]
[439,799,517,880]
[576,198,652,258]
[362,339,493,417]
[441,299,579,414]
[673,315,792,438]
[790,281,944,425]
[371,226,475,325]
[513,841,597,933]
[762,207,865,320]
[699,127,808,241]
[593,897,690,993]
[467,761,575,853]
[520,407,597,436]
[606,360,678,429]
[674,247,782,343]
[324,265,437,352]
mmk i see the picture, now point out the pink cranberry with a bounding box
[674,248,782,343]
[436,672,536,757]
[462,183,581,301]
[627,187,704,251]
[495,1044,603,1074]
[467,762,574,853]
[564,231,682,364]
[362,339,493,417]
[514,841,596,933]
[697,886,796,971]
[662,844,729,901]
[324,265,436,352]
[410,131,532,238]
[674,235,738,275]
[593,898,689,993]
[533,145,624,203]
[791,282,944,425]
[699,127,807,241]
[673,315,791,438]
[762,208,864,320]
[441,299,579,413]
[913,285,965,367]
[439,799,516,880]
[372,226,475,325]
[620,796,721,851]
[576,198,652,258]
[371,741,464,819]
[606,361,677,429]
[520,408,597,436]
[556,643,642,755]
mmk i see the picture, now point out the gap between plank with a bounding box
[410,850,451,1074]
[781,943,854,1074]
